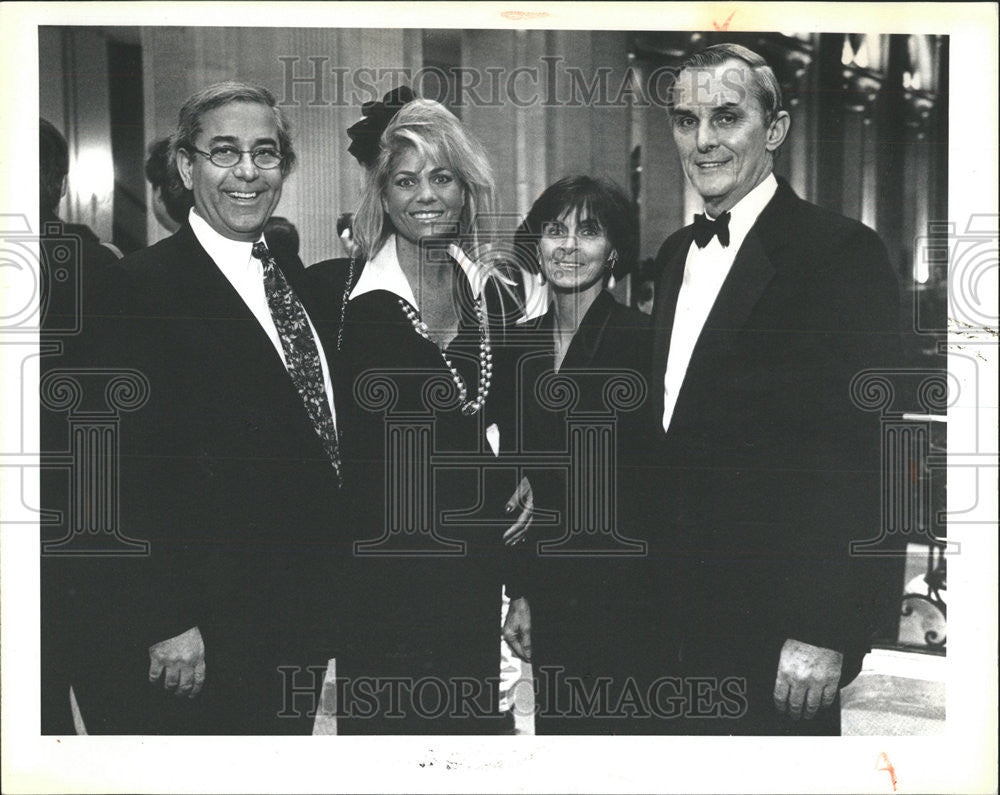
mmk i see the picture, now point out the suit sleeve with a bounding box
[779,224,901,657]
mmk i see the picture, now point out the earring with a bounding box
[606,251,618,289]
[534,246,546,284]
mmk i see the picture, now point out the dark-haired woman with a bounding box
[501,176,661,734]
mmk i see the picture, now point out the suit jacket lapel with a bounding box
[562,290,615,370]
[651,227,692,422]
[699,231,775,340]
[690,180,796,352]
[169,224,303,393]
[652,181,802,429]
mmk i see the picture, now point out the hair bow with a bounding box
[346,86,416,169]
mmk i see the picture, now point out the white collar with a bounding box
[705,172,777,242]
[350,234,498,310]
[188,207,265,265]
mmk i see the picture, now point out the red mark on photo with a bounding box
[876,751,898,792]
[713,11,735,31]
[501,10,549,21]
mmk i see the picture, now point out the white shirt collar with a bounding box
[706,172,777,246]
[187,207,266,267]
[349,234,492,309]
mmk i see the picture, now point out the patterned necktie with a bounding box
[253,241,342,484]
[692,211,732,248]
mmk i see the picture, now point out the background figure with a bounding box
[335,211,360,259]
[39,116,121,735]
[264,215,304,271]
[39,118,122,260]
[634,278,654,316]
[633,256,659,315]
[310,90,530,734]
[647,44,901,735]
[144,136,193,233]
[501,175,655,734]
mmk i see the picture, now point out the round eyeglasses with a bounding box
[189,146,284,170]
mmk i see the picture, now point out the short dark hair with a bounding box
[169,81,297,176]
[263,215,300,259]
[39,118,69,215]
[670,42,783,122]
[514,175,639,277]
[145,136,193,225]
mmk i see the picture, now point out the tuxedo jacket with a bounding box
[648,178,901,676]
[45,223,347,733]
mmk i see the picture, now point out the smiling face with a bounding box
[537,207,615,294]
[381,147,465,246]
[176,101,284,241]
[671,58,789,215]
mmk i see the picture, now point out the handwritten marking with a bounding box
[876,751,898,792]
[713,11,735,30]
[500,10,550,21]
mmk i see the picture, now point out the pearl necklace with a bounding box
[398,297,492,416]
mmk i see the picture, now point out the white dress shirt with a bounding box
[350,234,505,307]
[188,209,337,427]
[662,173,777,432]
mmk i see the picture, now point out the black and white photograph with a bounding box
[1,2,997,793]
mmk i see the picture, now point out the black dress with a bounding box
[507,290,664,734]
[308,251,523,734]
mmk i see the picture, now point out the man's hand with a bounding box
[502,597,532,662]
[503,476,534,546]
[149,626,205,697]
[773,638,843,720]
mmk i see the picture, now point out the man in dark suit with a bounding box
[46,82,345,734]
[39,117,122,734]
[648,44,900,734]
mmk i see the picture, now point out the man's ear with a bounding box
[765,110,791,152]
[176,148,195,190]
[59,174,67,199]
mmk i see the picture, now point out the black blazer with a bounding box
[509,294,653,630]
[649,178,901,668]
[48,223,347,732]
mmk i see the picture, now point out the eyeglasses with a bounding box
[189,146,284,170]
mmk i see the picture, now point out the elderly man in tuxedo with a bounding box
[648,43,900,734]
[49,82,345,734]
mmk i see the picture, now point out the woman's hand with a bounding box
[502,597,532,662]
[503,476,534,546]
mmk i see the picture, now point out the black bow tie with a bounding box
[692,211,731,248]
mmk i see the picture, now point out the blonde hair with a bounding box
[353,99,498,260]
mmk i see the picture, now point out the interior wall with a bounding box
[42,26,947,309]
[39,26,114,242]
[141,27,420,265]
